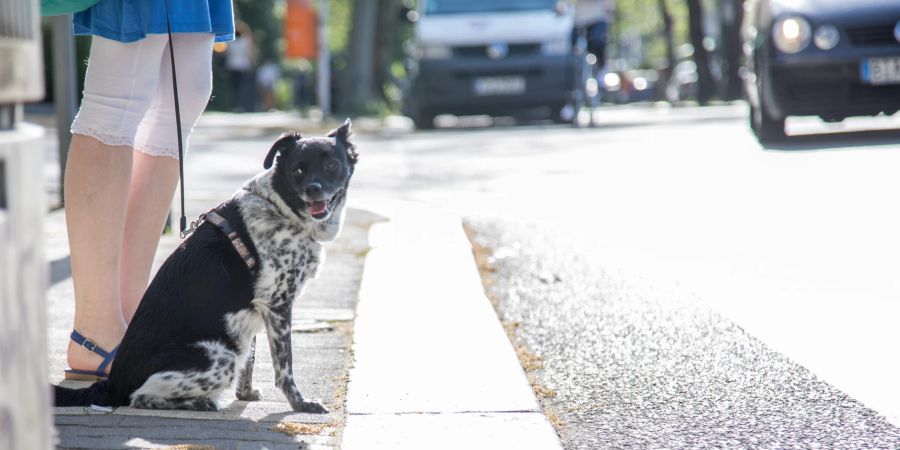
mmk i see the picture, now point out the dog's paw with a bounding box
[190,397,219,412]
[236,389,262,402]
[294,400,329,414]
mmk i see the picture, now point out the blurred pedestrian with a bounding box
[256,61,281,111]
[575,0,614,65]
[291,59,313,111]
[226,21,257,112]
[63,0,234,380]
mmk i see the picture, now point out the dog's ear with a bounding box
[327,118,351,142]
[328,119,357,164]
[264,132,301,169]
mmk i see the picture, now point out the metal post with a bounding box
[0,105,17,130]
[0,122,51,450]
[51,14,78,205]
[317,0,331,120]
[0,1,51,448]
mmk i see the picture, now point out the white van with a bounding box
[404,0,576,128]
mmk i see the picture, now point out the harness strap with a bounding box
[205,211,258,274]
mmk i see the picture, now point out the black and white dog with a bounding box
[55,120,357,413]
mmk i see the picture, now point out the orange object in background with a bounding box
[285,0,317,59]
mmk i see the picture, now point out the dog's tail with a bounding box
[54,381,112,407]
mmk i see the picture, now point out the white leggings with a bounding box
[71,34,215,160]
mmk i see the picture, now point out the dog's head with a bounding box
[262,119,357,222]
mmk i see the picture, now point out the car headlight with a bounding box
[541,37,570,55]
[773,16,811,54]
[813,24,840,50]
[418,44,452,60]
[603,72,621,91]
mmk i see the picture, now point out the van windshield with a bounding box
[424,0,559,15]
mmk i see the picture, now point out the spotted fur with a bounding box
[54,120,357,413]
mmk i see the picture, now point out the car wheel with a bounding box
[551,103,576,125]
[748,103,759,132]
[752,89,786,143]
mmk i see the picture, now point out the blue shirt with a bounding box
[74,0,234,43]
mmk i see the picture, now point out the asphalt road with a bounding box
[348,105,900,447]
[468,220,900,448]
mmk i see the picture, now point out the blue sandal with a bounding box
[64,330,119,381]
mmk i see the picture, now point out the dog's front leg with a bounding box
[263,306,328,413]
[235,336,262,401]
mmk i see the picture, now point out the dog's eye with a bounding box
[324,160,340,175]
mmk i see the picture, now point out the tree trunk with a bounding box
[373,0,400,102]
[339,0,378,113]
[719,0,744,100]
[658,0,676,101]
[687,0,714,104]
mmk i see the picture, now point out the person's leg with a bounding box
[65,35,167,374]
[119,152,179,322]
[64,135,131,373]
[121,33,215,322]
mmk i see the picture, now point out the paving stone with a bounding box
[343,412,560,450]
[47,205,378,449]
[55,415,335,449]
[346,210,539,415]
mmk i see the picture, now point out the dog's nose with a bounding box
[305,183,322,197]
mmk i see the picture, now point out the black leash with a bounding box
[162,0,189,238]
[159,3,256,275]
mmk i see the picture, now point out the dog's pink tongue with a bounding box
[309,200,327,215]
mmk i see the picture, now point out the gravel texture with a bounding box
[467,219,900,450]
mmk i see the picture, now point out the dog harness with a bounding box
[203,211,258,275]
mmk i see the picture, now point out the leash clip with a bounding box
[180,213,207,239]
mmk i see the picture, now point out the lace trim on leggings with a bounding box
[134,143,181,160]
[70,125,135,149]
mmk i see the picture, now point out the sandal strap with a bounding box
[70,330,119,375]
[96,345,119,375]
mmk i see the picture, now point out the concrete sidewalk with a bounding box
[48,204,378,449]
[38,112,561,448]
[341,202,562,450]
[46,200,561,449]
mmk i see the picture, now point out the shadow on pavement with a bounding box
[764,128,900,152]
[49,255,71,286]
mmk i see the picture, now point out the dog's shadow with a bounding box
[54,397,334,447]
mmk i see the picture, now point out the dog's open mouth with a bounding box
[307,188,344,220]
[308,200,328,216]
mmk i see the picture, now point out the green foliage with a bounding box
[209,54,233,111]
[610,0,690,69]
[234,0,282,63]
[327,0,352,52]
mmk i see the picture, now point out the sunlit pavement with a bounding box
[37,103,900,446]
[349,103,900,431]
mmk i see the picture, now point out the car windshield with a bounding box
[424,0,559,15]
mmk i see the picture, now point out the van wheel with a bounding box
[412,111,436,130]
[551,103,575,125]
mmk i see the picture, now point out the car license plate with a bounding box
[473,76,526,96]
[861,57,900,85]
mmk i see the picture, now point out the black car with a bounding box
[742,0,900,141]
